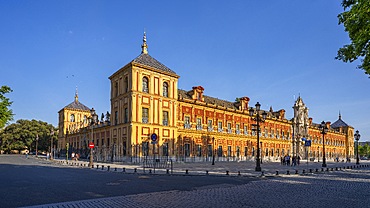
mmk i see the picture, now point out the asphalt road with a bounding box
[0,155,258,208]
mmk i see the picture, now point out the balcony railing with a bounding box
[218,128,223,133]
[208,127,213,132]
[184,123,191,129]
[196,125,202,131]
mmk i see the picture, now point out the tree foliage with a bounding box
[359,143,369,157]
[0,86,13,129]
[336,0,370,76]
[0,119,57,153]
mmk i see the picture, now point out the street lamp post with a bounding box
[317,146,319,163]
[354,130,361,165]
[249,102,267,172]
[50,129,54,160]
[319,121,328,167]
[35,134,39,157]
[89,108,98,168]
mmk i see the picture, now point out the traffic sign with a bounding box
[151,133,158,142]
[304,140,311,147]
[89,142,95,149]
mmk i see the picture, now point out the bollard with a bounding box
[335,167,338,171]
[185,169,189,174]
[166,169,170,174]
[276,171,279,175]
[302,169,305,174]
[97,165,99,169]
[326,168,329,171]
[92,165,94,169]
[134,168,137,173]
[321,168,324,172]
[331,168,334,171]
[316,168,318,172]
[122,168,126,173]
[149,169,152,174]
[206,170,209,175]
[226,171,229,175]
[238,171,241,176]
[295,170,298,174]
[114,167,117,171]
[102,165,104,170]
[287,170,290,175]
[107,166,110,171]
[261,171,265,177]
[309,169,312,173]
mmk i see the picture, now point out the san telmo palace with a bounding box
[58,33,355,164]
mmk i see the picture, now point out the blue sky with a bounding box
[1,1,369,141]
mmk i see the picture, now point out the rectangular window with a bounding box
[208,144,213,156]
[218,121,223,132]
[217,146,223,157]
[123,141,127,156]
[184,143,190,157]
[142,108,149,123]
[163,111,169,126]
[163,143,168,156]
[115,111,118,125]
[227,123,232,134]
[196,118,202,130]
[142,142,149,156]
[227,146,232,157]
[184,116,190,129]
[124,108,128,123]
[236,124,240,134]
[197,145,202,157]
[244,125,248,135]
[208,119,213,131]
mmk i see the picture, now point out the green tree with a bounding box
[0,86,13,129]
[359,143,369,157]
[336,0,370,76]
[0,119,57,154]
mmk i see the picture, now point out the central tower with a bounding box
[108,32,180,160]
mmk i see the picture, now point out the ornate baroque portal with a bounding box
[292,96,309,158]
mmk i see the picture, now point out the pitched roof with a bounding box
[331,117,349,128]
[63,99,90,111]
[132,53,177,75]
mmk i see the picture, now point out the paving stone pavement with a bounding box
[24,163,370,208]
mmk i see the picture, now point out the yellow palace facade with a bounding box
[58,34,355,163]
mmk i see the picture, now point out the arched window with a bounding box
[163,82,169,97]
[142,77,149,93]
[70,114,75,122]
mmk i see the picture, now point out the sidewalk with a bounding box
[49,157,370,177]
